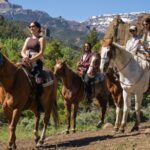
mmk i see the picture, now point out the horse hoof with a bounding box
[36,140,44,148]
[6,146,16,150]
[6,144,16,150]
[35,136,40,144]
[66,130,70,134]
[96,121,103,128]
[114,127,119,132]
[119,128,125,133]
[13,144,17,150]
[6,147,12,150]
[131,126,139,132]
[71,129,76,133]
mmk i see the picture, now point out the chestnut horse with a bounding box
[0,52,59,150]
[54,59,110,134]
[87,52,123,131]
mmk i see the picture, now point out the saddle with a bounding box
[41,69,54,87]
[16,62,54,112]
[16,62,54,87]
[84,72,105,101]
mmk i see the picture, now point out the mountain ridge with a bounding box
[0,0,149,44]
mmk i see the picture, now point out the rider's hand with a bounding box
[144,52,150,58]
[23,57,32,68]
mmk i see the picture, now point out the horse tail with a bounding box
[50,72,59,128]
[51,98,59,128]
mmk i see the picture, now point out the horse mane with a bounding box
[115,43,134,58]
[65,62,82,81]
[0,52,25,92]
[1,52,18,70]
[56,59,82,81]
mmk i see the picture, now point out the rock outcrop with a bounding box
[104,14,150,45]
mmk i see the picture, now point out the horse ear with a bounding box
[55,58,59,63]
[55,58,61,63]
[62,59,67,64]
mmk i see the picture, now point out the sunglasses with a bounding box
[129,30,135,33]
[28,25,36,28]
[143,23,148,26]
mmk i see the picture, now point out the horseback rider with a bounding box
[21,21,45,110]
[125,25,141,54]
[121,25,148,57]
[77,42,93,77]
[140,18,150,94]
[140,17,150,59]
[77,42,93,104]
[21,21,45,83]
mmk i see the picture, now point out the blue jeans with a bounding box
[31,59,43,80]
[84,74,94,102]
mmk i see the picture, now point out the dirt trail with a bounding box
[1,122,150,150]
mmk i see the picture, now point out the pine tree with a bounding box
[85,27,98,47]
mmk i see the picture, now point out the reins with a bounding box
[114,56,133,73]
[101,46,148,87]
[113,53,146,87]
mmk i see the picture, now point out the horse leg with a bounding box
[114,105,122,132]
[65,101,71,134]
[37,109,51,147]
[131,94,142,132]
[2,102,12,124]
[71,103,79,133]
[32,109,40,143]
[96,96,107,128]
[119,91,131,133]
[8,108,21,150]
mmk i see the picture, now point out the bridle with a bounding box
[101,45,145,87]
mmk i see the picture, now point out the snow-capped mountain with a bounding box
[0,0,149,45]
[85,12,149,33]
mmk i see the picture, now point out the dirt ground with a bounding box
[1,122,150,150]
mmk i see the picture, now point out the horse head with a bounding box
[54,59,67,77]
[87,53,100,77]
[100,38,115,73]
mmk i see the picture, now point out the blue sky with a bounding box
[9,0,150,21]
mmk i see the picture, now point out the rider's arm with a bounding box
[21,37,30,58]
[113,42,126,50]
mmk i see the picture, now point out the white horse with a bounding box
[100,39,150,132]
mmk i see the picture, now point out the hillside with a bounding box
[0,0,87,45]
[0,0,149,45]
[0,16,28,39]
[86,11,149,33]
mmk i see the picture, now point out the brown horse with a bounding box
[54,59,110,134]
[0,52,59,150]
[87,52,123,132]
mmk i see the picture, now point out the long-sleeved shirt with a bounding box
[125,36,141,54]
[77,52,93,77]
